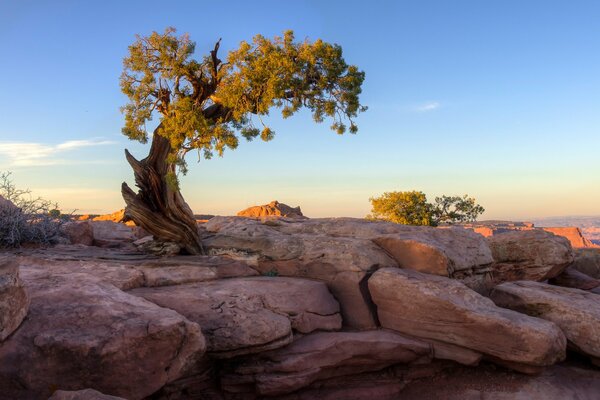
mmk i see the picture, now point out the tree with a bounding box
[367,191,484,226]
[431,195,485,225]
[120,28,366,254]
[367,191,433,226]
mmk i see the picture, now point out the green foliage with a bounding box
[431,195,486,225]
[367,191,485,226]
[263,268,279,277]
[121,28,366,176]
[367,191,434,226]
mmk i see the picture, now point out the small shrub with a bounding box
[0,171,68,247]
[262,268,279,277]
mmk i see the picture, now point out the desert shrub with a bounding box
[0,172,67,247]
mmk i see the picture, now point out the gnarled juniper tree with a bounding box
[120,28,366,254]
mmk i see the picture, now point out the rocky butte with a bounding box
[2,200,600,399]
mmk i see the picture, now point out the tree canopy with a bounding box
[367,191,485,226]
[120,28,366,177]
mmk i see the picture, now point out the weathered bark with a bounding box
[121,127,203,254]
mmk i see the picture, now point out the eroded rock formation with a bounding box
[0,216,598,399]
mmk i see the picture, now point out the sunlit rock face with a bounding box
[203,216,496,328]
[237,200,305,219]
[487,229,574,283]
[540,227,598,248]
[369,268,566,370]
[491,281,600,364]
[0,269,206,400]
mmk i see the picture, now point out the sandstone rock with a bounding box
[488,230,574,283]
[129,277,341,358]
[90,221,146,248]
[0,256,29,341]
[60,221,94,246]
[540,227,597,248]
[549,267,600,291]
[490,281,600,361]
[221,330,432,396]
[273,218,494,275]
[19,249,259,292]
[369,268,566,368]
[237,200,305,219]
[399,363,600,400]
[0,271,206,399]
[571,248,600,279]
[92,209,127,223]
[203,217,495,326]
[204,217,398,329]
[271,217,495,292]
[136,255,258,287]
[48,389,126,400]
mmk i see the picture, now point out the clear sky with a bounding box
[1,0,599,219]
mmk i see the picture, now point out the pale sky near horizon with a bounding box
[0,0,599,220]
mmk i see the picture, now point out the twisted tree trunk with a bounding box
[121,127,203,254]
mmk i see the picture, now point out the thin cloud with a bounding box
[0,138,116,167]
[415,101,441,112]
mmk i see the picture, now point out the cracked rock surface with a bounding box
[129,276,342,358]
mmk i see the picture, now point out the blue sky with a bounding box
[0,0,599,219]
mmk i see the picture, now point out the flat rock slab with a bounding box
[369,268,566,368]
[0,271,206,400]
[221,330,432,396]
[399,363,600,400]
[18,250,258,290]
[129,277,342,358]
[48,389,126,400]
[0,256,29,341]
[491,281,600,360]
[488,230,574,283]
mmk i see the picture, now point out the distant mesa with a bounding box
[237,200,306,219]
[465,220,598,249]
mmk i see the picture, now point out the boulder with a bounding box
[0,256,29,341]
[204,217,398,329]
[203,217,495,326]
[487,230,574,283]
[60,221,94,246]
[272,218,495,292]
[237,200,305,219]
[0,271,206,400]
[273,218,494,276]
[549,267,600,291]
[571,248,600,279]
[490,281,600,362]
[369,268,566,368]
[129,277,342,358]
[90,221,145,248]
[221,330,432,396]
[48,389,126,400]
